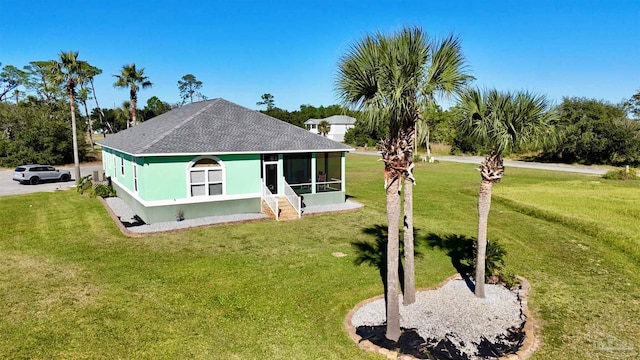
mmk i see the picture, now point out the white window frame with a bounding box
[113,154,117,178]
[133,160,138,192]
[120,156,125,177]
[187,156,225,197]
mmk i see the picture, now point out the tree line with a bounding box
[0,52,210,169]
[344,93,640,167]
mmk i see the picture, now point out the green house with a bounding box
[96,99,353,223]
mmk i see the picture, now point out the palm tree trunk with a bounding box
[385,174,402,342]
[403,174,415,305]
[81,99,94,150]
[402,121,416,305]
[475,178,493,298]
[130,88,137,126]
[69,91,81,182]
[89,78,110,133]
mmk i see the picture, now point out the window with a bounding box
[120,157,125,177]
[189,157,223,197]
[113,154,117,178]
[133,162,138,192]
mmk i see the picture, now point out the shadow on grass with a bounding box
[424,232,476,293]
[351,225,424,301]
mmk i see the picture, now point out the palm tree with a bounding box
[459,88,556,298]
[318,120,331,136]
[337,27,430,342]
[337,30,403,342]
[113,64,152,127]
[78,62,106,134]
[401,33,473,305]
[53,51,83,182]
[338,28,472,318]
[77,87,94,149]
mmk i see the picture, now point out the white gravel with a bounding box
[351,278,524,358]
[103,197,363,234]
[104,197,267,233]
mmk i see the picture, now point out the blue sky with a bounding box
[1,0,639,111]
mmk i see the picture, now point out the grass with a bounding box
[0,154,638,359]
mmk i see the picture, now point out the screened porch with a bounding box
[282,152,344,195]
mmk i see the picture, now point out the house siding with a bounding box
[112,181,260,223]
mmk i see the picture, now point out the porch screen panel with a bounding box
[316,152,341,192]
[283,153,311,195]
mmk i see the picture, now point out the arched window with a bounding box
[189,157,224,196]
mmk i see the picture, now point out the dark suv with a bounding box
[13,165,72,185]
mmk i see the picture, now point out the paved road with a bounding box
[0,163,104,197]
[352,151,609,176]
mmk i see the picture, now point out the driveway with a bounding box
[0,163,104,197]
[352,151,609,176]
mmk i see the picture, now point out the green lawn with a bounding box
[0,154,638,359]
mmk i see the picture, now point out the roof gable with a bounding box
[97,99,353,155]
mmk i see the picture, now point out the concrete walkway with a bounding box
[352,151,610,176]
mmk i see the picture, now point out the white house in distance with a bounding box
[304,115,356,142]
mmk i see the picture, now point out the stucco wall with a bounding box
[112,181,261,223]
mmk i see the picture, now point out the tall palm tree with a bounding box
[53,51,83,181]
[317,120,331,136]
[401,33,473,305]
[79,62,105,134]
[113,64,152,127]
[459,88,556,298]
[338,26,443,341]
[337,30,405,342]
[77,86,94,149]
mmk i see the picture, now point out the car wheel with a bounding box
[29,177,39,185]
[61,174,70,182]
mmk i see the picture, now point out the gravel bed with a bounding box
[104,197,362,234]
[351,278,524,358]
[104,197,267,233]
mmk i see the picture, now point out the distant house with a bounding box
[304,115,356,142]
[97,99,353,223]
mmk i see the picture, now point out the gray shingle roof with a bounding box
[304,115,356,125]
[97,99,353,155]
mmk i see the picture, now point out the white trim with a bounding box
[113,154,117,179]
[120,156,125,178]
[341,152,346,192]
[133,160,138,193]
[97,146,355,158]
[111,177,260,208]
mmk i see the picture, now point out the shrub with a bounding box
[77,175,93,194]
[603,168,638,180]
[467,240,507,284]
[93,184,117,197]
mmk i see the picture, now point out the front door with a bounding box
[262,155,279,194]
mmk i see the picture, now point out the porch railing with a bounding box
[283,180,302,218]
[262,181,278,220]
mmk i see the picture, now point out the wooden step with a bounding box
[262,198,300,221]
[276,197,299,220]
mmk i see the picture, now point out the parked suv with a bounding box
[13,165,72,185]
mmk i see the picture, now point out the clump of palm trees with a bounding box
[337,26,556,342]
[337,26,472,341]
